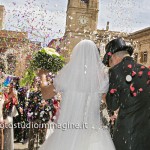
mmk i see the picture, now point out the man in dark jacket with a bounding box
[103,38,150,150]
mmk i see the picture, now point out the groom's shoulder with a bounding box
[115,56,149,70]
[117,57,150,77]
[125,58,150,72]
[109,58,148,75]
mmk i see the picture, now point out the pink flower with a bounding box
[128,64,132,69]
[108,52,112,56]
[133,92,137,97]
[130,84,135,92]
[138,71,143,76]
[110,89,117,94]
[148,71,150,76]
[141,66,145,69]
[139,88,143,92]
[132,71,136,76]
[147,80,150,85]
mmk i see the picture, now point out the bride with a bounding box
[39,40,115,150]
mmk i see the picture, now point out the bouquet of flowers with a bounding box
[20,47,65,86]
[31,47,65,73]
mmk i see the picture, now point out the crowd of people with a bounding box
[0,69,60,150]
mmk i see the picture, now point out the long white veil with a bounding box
[54,40,109,94]
[40,40,115,150]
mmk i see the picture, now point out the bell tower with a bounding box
[64,0,99,51]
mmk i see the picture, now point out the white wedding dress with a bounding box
[40,40,115,150]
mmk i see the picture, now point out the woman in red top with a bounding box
[3,83,23,150]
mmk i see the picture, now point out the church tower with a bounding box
[64,0,99,52]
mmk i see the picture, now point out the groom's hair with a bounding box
[113,51,130,58]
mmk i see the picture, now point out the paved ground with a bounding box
[14,142,40,150]
[14,142,28,150]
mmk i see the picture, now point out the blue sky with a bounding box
[0,0,150,44]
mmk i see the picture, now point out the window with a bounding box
[140,51,148,63]
[143,51,148,62]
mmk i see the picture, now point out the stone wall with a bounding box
[129,27,150,67]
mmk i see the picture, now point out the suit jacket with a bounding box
[106,56,150,150]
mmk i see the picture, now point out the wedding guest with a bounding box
[3,83,22,150]
[14,87,28,144]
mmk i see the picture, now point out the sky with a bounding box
[0,0,150,45]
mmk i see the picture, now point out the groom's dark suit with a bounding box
[106,56,150,150]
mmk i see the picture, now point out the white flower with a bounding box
[53,116,56,120]
[28,112,33,117]
[40,114,43,117]
[42,118,46,122]
[41,47,60,57]
[40,111,45,117]
[54,95,58,99]
[40,111,45,115]
[41,99,45,103]
[45,106,50,111]
[49,112,52,117]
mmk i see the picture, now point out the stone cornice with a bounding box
[129,27,150,39]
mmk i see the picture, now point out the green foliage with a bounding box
[32,51,64,73]
[20,66,36,87]
[20,48,65,86]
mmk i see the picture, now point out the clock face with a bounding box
[78,15,89,26]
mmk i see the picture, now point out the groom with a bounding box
[103,38,150,150]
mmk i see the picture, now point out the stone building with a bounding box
[48,0,149,66]
[48,0,131,60]
[0,5,41,77]
[64,0,99,50]
[129,27,150,67]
